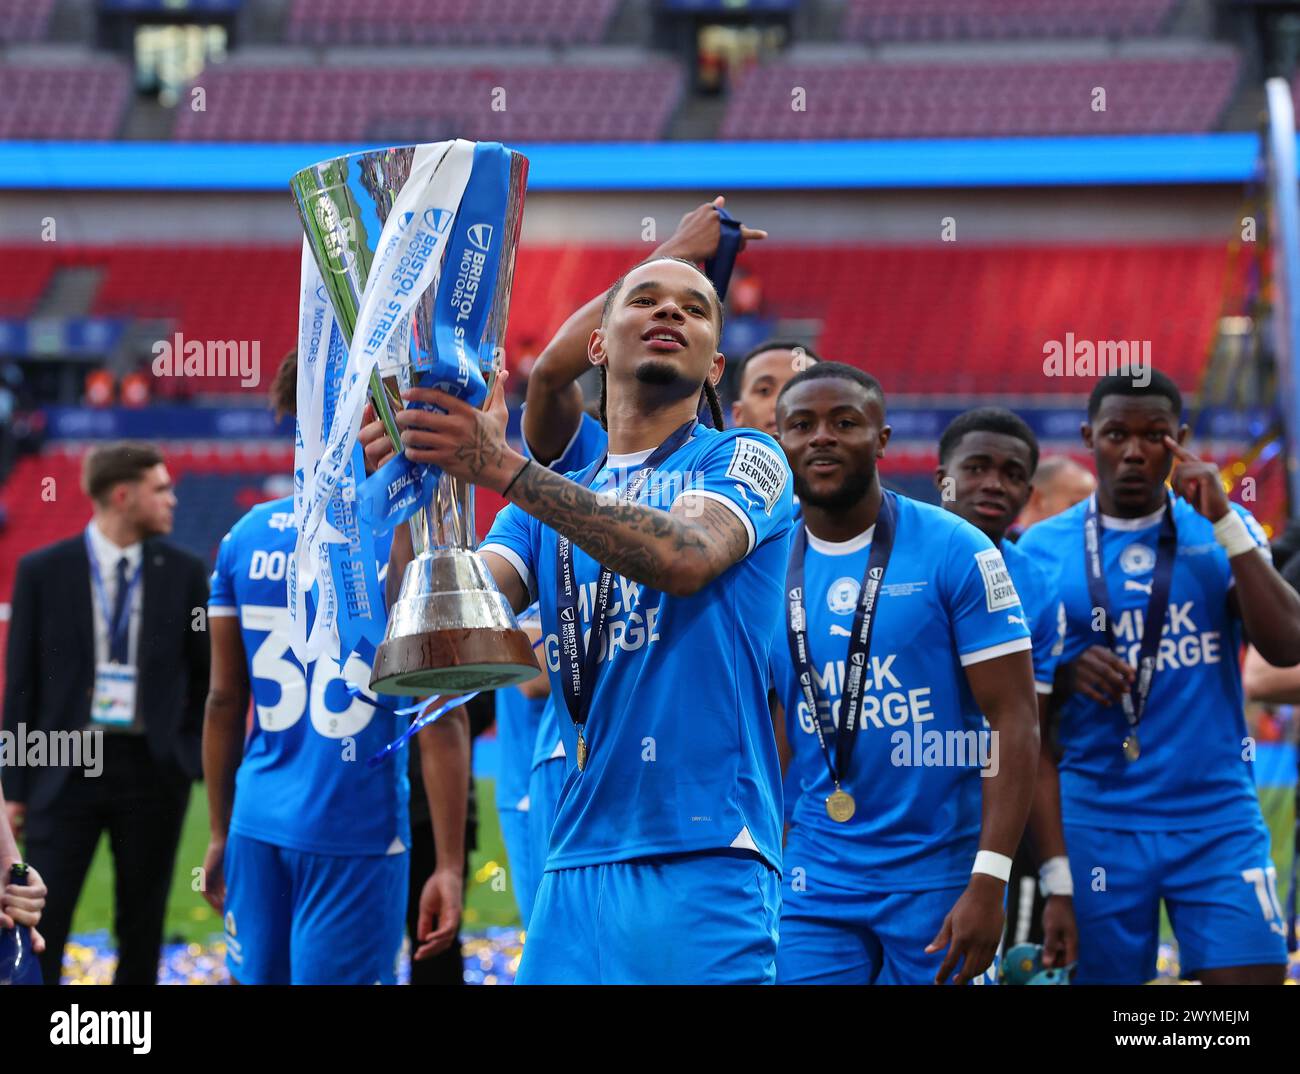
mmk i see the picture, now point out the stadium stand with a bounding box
[0,0,54,45]
[720,51,1240,139]
[0,444,293,598]
[171,61,685,142]
[0,240,1232,399]
[736,242,1231,394]
[284,0,619,47]
[0,445,297,701]
[842,0,1177,43]
[0,59,133,141]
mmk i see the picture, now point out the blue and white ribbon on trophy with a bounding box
[291,249,389,665]
[290,139,487,666]
[355,141,513,533]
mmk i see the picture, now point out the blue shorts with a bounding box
[777,856,968,985]
[526,758,565,900]
[497,806,534,927]
[223,831,409,985]
[516,850,780,984]
[1066,820,1288,984]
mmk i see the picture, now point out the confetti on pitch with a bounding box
[61,928,525,985]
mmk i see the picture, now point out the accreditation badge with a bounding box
[91,663,137,726]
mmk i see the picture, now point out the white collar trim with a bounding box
[807,524,875,556]
[1099,500,1168,531]
[606,447,655,469]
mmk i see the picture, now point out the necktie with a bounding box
[109,556,131,664]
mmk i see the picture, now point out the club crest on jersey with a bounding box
[974,547,1019,613]
[827,577,860,614]
[1120,543,1156,575]
[725,437,788,515]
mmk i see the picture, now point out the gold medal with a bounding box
[1122,733,1140,762]
[825,789,856,823]
[576,732,588,771]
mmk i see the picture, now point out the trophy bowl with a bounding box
[291,141,538,696]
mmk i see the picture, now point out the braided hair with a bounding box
[597,255,727,431]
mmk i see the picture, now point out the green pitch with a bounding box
[68,777,521,947]
[62,779,1298,957]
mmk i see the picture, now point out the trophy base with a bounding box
[370,626,539,696]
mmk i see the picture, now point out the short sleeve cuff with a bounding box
[959,636,1033,667]
[480,543,534,599]
[676,489,757,556]
[1034,679,1054,696]
[208,605,238,618]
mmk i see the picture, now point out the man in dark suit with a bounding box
[2,441,210,984]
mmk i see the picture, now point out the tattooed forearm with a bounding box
[507,460,749,596]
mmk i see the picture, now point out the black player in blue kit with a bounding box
[1019,371,1300,984]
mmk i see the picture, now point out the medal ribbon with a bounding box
[1081,491,1177,744]
[785,491,896,792]
[555,420,697,741]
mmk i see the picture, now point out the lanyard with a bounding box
[555,420,697,748]
[785,492,896,792]
[1082,493,1177,740]
[84,529,142,662]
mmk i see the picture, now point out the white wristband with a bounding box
[1038,855,1074,897]
[1213,510,1257,559]
[971,850,1013,883]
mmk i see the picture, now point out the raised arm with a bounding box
[1166,436,1300,667]
[523,196,766,464]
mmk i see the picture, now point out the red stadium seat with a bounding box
[172,63,682,143]
[843,0,1176,43]
[721,53,1239,140]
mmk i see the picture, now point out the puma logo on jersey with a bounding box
[1124,579,1153,594]
[829,624,853,637]
[732,482,765,513]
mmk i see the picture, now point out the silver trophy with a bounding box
[291,143,537,695]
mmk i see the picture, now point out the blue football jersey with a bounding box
[523,409,609,473]
[482,425,794,872]
[495,688,546,815]
[520,411,608,772]
[1017,495,1269,830]
[770,492,1033,889]
[1001,537,1063,696]
[531,695,566,771]
[209,496,409,856]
